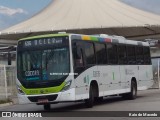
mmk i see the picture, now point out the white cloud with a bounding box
[0,6,28,16]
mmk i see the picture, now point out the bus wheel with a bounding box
[85,84,94,108]
[130,80,137,99]
[122,81,137,100]
[44,104,51,110]
[95,97,103,103]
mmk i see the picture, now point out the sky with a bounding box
[121,0,160,15]
[0,0,52,30]
[0,0,160,30]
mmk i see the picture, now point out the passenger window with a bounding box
[95,43,107,64]
[84,42,95,65]
[72,41,85,77]
[118,45,127,64]
[144,47,151,65]
[72,42,84,68]
[127,46,136,64]
[107,44,118,64]
[136,46,144,64]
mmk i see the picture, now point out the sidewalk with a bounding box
[0,102,13,107]
[11,96,19,105]
[0,96,18,108]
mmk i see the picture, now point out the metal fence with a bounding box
[152,58,160,88]
[152,77,159,88]
[0,65,16,100]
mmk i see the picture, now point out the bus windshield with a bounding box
[17,36,70,82]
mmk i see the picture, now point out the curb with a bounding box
[149,88,160,90]
[0,102,13,108]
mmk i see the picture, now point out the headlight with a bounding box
[61,80,72,92]
[17,85,25,95]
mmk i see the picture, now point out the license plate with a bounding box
[38,99,48,103]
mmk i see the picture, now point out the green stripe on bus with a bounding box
[20,82,65,95]
[87,75,90,84]
[112,72,115,80]
[20,34,69,40]
[90,36,98,41]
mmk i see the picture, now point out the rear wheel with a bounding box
[122,81,137,100]
[44,104,51,110]
[95,97,103,103]
[85,85,94,108]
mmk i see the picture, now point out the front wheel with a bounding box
[95,97,103,103]
[85,85,94,108]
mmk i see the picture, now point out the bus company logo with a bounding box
[125,69,134,75]
[2,112,12,117]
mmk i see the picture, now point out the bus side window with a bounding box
[84,42,96,66]
[72,42,84,68]
[136,46,144,64]
[75,48,84,67]
[72,41,85,77]
[144,47,151,65]
[118,45,127,64]
[107,44,118,65]
[95,43,107,64]
[127,45,136,65]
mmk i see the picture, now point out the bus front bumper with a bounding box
[18,88,76,104]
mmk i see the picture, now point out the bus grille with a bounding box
[28,94,58,102]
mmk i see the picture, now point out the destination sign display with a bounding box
[18,36,68,49]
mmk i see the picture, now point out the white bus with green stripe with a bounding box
[17,33,153,110]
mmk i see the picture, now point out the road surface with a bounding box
[0,89,160,120]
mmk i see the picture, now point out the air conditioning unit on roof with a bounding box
[112,35,125,39]
[99,34,109,37]
[58,32,66,34]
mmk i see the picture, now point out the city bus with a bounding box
[16,33,153,110]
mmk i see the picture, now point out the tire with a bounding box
[95,97,103,103]
[85,85,94,108]
[44,104,51,110]
[122,81,137,100]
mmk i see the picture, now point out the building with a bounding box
[0,0,159,63]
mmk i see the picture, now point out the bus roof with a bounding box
[19,33,69,41]
[19,33,149,46]
[70,34,149,47]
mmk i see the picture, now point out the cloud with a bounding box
[121,0,160,15]
[0,6,28,16]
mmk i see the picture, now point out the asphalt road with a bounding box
[0,89,160,120]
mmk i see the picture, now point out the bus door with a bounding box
[106,44,121,93]
[95,43,107,96]
[72,41,87,99]
[118,45,127,90]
